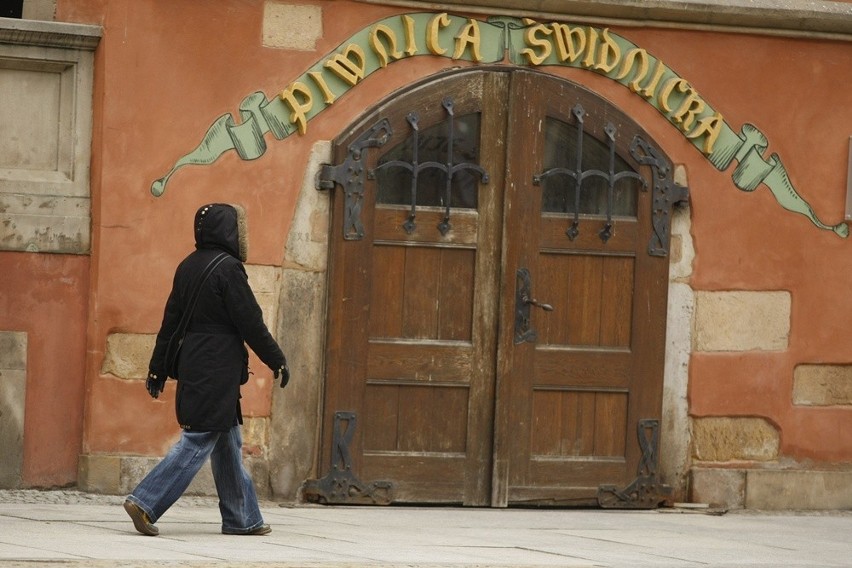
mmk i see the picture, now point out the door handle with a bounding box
[523,295,554,312]
[514,268,553,344]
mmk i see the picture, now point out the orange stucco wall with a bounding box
[0,251,89,486]
[48,0,852,479]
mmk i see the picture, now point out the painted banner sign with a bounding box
[151,12,848,238]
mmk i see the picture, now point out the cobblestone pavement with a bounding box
[1,490,850,567]
[0,488,216,506]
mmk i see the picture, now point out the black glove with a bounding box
[146,370,166,399]
[273,363,290,388]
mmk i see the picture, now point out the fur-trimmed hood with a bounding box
[193,203,248,262]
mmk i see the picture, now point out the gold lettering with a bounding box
[324,44,366,86]
[370,24,403,68]
[426,12,450,56]
[640,59,667,99]
[614,48,650,93]
[520,18,552,65]
[401,14,418,56]
[658,78,688,113]
[672,89,705,132]
[453,19,482,61]
[551,23,585,63]
[582,27,599,68]
[307,71,336,105]
[687,112,724,155]
[280,81,313,135]
[594,28,621,73]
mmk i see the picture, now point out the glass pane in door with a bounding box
[540,117,640,216]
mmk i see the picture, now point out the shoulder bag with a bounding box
[164,252,229,379]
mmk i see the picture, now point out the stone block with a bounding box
[119,456,160,494]
[690,467,745,508]
[262,2,322,51]
[78,454,121,494]
[694,291,790,352]
[270,269,327,500]
[101,333,155,379]
[0,330,27,369]
[668,175,693,282]
[661,282,694,500]
[22,0,56,20]
[117,453,270,499]
[0,331,26,488]
[692,417,779,462]
[246,264,281,331]
[285,140,331,272]
[746,470,852,510]
[0,369,26,488]
[793,364,852,406]
[242,417,269,457]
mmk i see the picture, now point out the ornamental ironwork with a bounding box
[533,104,645,243]
[371,97,490,236]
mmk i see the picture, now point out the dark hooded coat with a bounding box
[149,203,286,431]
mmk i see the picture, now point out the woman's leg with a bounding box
[210,424,265,534]
[126,430,220,523]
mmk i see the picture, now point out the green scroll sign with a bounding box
[150,12,847,238]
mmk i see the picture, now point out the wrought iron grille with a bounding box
[370,97,490,235]
[533,104,645,243]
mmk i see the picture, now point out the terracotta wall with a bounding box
[49,0,852,486]
[0,252,89,486]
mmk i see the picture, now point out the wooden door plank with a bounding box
[599,256,635,348]
[566,255,604,346]
[531,389,562,457]
[438,248,475,341]
[402,247,441,338]
[363,384,400,452]
[366,340,473,383]
[374,208,479,245]
[370,245,405,338]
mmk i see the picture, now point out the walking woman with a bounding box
[124,203,289,536]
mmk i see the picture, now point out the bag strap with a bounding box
[173,252,229,340]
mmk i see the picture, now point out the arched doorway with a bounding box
[309,68,684,507]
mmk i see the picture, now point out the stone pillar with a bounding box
[269,140,332,501]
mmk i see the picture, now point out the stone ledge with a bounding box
[0,17,101,49]
[78,454,271,499]
[358,0,852,37]
[691,467,852,510]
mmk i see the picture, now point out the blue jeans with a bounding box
[126,425,265,534]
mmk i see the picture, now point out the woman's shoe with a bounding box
[123,500,159,536]
[222,524,271,535]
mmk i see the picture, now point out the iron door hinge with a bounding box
[316,119,392,240]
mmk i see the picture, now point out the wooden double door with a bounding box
[319,68,674,507]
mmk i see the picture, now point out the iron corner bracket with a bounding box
[302,411,395,506]
[316,119,393,241]
[597,418,673,509]
[629,137,689,258]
